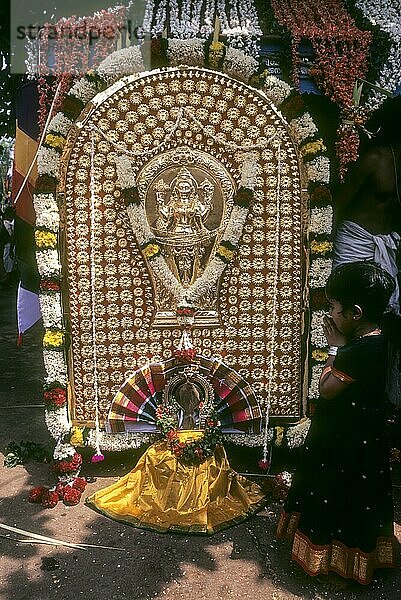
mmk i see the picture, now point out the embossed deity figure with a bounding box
[157,167,212,236]
[154,167,215,286]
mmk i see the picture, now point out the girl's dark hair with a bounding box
[325,261,396,321]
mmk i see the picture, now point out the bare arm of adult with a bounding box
[332,149,378,225]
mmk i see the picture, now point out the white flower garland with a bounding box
[139,0,261,57]
[240,151,259,188]
[86,430,156,451]
[311,310,328,349]
[146,255,183,301]
[43,350,68,386]
[48,112,74,137]
[97,46,145,85]
[356,0,401,113]
[309,257,332,288]
[37,146,61,178]
[222,46,259,83]
[36,249,62,278]
[222,205,249,245]
[69,79,99,105]
[167,38,205,67]
[45,406,71,439]
[285,418,311,449]
[125,204,155,246]
[223,432,268,447]
[305,156,331,184]
[53,442,77,460]
[262,75,292,107]
[114,154,136,189]
[290,112,318,145]
[33,194,60,231]
[308,364,322,399]
[309,206,333,236]
[39,293,63,329]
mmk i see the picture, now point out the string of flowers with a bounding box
[31,191,87,507]
[355,0,401,114]
[138,0,262,58]
[258,142,282,471]
[89,131,105,464]
[31,6,128,132]
[270,0,371,178]
[34,40,331,457]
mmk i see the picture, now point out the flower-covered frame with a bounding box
[34,39,332,459]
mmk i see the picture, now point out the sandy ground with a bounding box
[1,283,400,600]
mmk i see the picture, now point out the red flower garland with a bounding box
[37,7,127,133]
[270,0,371,177]
[63,486,82,506]
[28,476,87,508]
[52,452,82,475]
[43,386,67,409]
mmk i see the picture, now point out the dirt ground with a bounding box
[1,283,401,600]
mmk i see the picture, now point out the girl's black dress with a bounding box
[277,335,397,585]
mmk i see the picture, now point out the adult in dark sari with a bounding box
[277,262,398,586]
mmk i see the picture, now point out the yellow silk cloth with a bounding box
[86,431,266,535]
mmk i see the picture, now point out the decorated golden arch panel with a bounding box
[61,67,306,425]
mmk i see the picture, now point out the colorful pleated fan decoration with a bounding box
[106,356,263,435]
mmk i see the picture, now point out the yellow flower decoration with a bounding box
[275,426,285,446]
[208,41,225,69]
[35,230,58,249]
[300,139,326,158]
[45,133,65,151]
[250,68,270,88]
[43,330,64,348]
[312,349,329,362]
[217,245,234,261]
[70,427,85,447]
[142,242,160,260]
[310,240,333,255]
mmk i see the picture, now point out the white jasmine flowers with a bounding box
[36,249,61,278]
[69,78,98,104]
[309,258,332,288]
[306,156,330,184]
[309,206,333,235]
[43,350,68,386]
[39,293,63,329]
[167,38,205,67]
[45,406,71,439]
[48,112,74,137]
[223,47,258,82]
[37,146,61,177]
[97,46,145,84]
[290,112,318,145]
[33,194,60,232]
